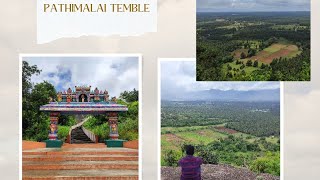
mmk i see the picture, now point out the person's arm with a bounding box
[198,157,203,165]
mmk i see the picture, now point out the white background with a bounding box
[0,0,319,179]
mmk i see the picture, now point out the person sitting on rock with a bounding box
[178,145,203,180]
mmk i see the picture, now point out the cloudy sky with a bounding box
[161,60,279,96]
[197,0,310,12]
[24,56,139,97]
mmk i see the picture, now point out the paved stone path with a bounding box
[22,141,139,180]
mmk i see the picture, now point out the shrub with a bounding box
[246,59,253,66]
[58,126,70,141]
[163,150,182,167]
[196,145,218,164]
[118,118,138,141]
[250,152,280,176]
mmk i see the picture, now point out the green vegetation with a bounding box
[22,61,77,141]
[83,92,139,141]
[161,101,280,137]
[197,12,310,81]
[161,101,280,176]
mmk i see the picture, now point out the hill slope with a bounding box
[161,164,279,180]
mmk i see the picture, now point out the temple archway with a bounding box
[40,86,128,148]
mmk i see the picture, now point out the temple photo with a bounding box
[20,54,141,179]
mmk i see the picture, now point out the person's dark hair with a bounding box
[185,145,194,155]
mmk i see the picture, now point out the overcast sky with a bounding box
[197,0,310,12]
[161,60,280,96]
[24,56,139,97]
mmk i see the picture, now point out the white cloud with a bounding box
[161,60,280,93]
[24,56,139,97]
[197,0,310,11]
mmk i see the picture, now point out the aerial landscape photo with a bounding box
[197,0,310,81]
[160,60,281,180]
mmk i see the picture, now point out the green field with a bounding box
[271,24,309,30]
[223,42,302,79]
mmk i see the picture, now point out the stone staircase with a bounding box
[71,127,94,144]
[22,146,139,179]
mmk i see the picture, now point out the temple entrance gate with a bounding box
[40,86,128,148]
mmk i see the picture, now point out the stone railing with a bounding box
[67,117,91,143]
[82,126,98,143]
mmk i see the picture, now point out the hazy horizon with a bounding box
[197,10,310,13]
[197,0,310,12]
[161,61,280,102]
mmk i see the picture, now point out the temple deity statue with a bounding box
[110,122,118,134]
[66,88,73,102]
[67,87,72,94]
[57,92,62,102]
[66,94,72,103]
[104,90,109,102]
[94,87,100,101]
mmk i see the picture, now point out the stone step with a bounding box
[70,127,94,144]
[72,136,90,138]
[23,156,138,162]
[23,164,138,170]
[23,151,138,156]
[23,169,138,180]
[23,161,139,165]
[71,138,90,140]
[71,140,94,144]
[24,154,138,158]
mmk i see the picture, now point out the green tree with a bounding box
[246,60,253,67]
[22,61,41,97]
[23,81,56,141]
[227,64,232,71]
[248,48,257,57]
[240,52,246,59]
[253,60,259,67]
[119,88,139,102]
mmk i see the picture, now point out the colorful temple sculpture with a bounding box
[40,86,128,148]
[56,86,111,103]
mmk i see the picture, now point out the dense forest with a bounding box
[197,12,310,81]
[22,61,139,142]
[161,101,280,137]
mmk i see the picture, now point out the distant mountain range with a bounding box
[162,88,280,102]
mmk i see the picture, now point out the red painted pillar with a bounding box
[108,112,119,140]
[48,112,59,140]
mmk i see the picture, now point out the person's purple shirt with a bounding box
[178,155,203,180]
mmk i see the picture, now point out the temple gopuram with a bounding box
[40,86,128,148]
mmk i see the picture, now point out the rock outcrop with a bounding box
[161,164,280,180]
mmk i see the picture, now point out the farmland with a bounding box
[197,12,310,81]
[161,101,280,176]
